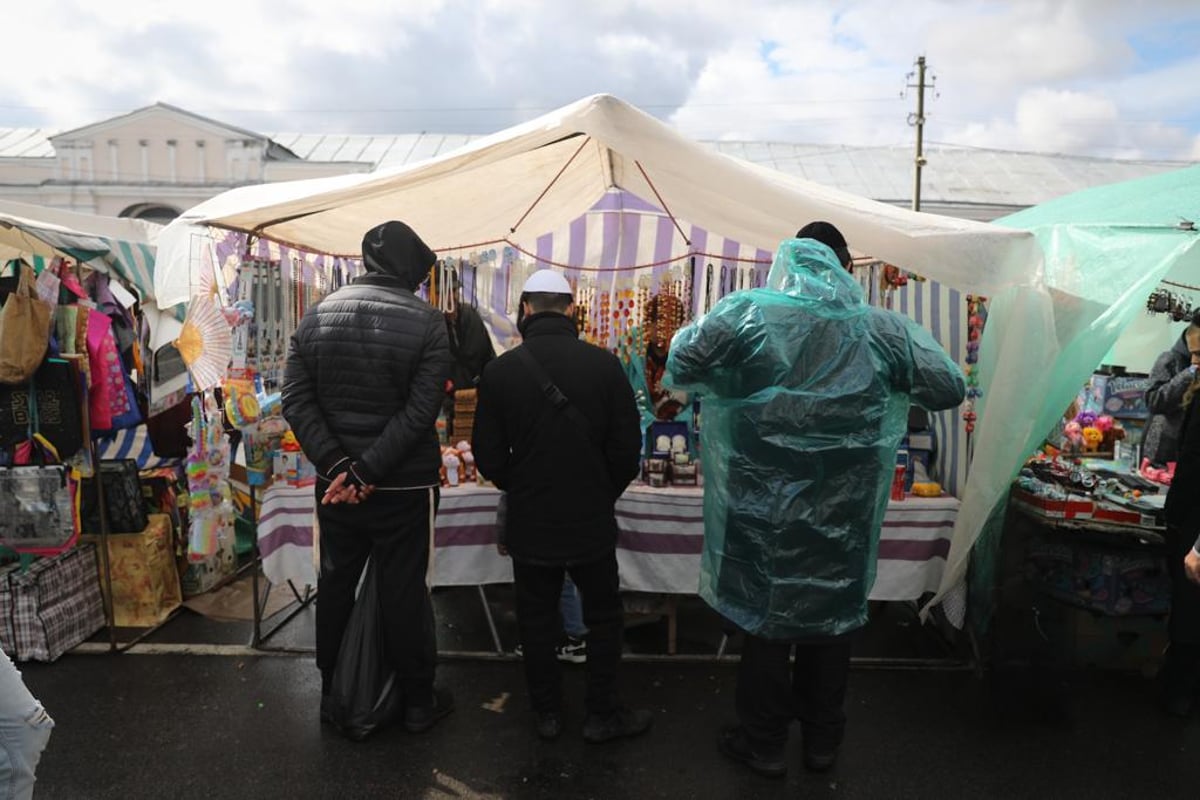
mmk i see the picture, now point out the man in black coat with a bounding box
[282,220,453,735]
[472,269,650,743]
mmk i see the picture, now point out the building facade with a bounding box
[0,103,371,222]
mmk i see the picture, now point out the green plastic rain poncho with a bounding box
[664,238,966,639]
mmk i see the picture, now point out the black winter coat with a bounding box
[472,313,642,565]
[447,303,496,391]
[1166,390,1200,542]
[282,273,451,488]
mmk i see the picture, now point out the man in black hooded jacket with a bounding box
[282,220,453,734]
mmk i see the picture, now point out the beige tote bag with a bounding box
[0,263,53,384]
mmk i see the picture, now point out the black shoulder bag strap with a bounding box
[513,345,597,446]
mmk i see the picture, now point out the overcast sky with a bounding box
[6,0,1200,159]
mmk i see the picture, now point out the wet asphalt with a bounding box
[14,587,1199,799]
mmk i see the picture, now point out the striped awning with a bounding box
[0,199,164,311]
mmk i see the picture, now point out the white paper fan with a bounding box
[175,295,232,391]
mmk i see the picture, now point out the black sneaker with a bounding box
[582,707,653,743]
[404,687,455,734]
[556,637,587,664]
[717,725,787,779]
[803,748,839,773]
[536,711,564,741]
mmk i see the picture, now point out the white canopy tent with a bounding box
[156,94,1060,625]
[155,94,1040,307]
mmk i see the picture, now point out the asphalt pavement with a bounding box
[12,586,1198,798]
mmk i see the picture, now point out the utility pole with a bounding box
[906,56,933,212]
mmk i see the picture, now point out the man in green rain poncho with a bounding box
[664,223,965,779]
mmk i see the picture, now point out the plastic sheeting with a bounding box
[664,239,965,639]
[923,164,1200,631]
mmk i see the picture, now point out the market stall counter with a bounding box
[256,482,965,653]
[993,456,1171,674]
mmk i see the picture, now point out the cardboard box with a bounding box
[1091,502,1160,529]
[1011,488,1094,520]
[1078,373,1151,420]
[1026,536,1170,616]
[1067,611,1167,672]
[273,450,315,487]
[84,513,182,627]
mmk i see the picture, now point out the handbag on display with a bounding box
[79,458,148,534]
[0,357,85,458]
[0,432,81,555]
[0,262,53,385]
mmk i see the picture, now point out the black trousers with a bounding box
[512,551,622,715]
[1166,526,1200,646]
[1163,526,1200,698]
[316,487,439,709]
[736,629,856,756]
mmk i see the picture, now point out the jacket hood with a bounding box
[766,238,864,311]
[361,220,436,290]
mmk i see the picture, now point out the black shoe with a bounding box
[319,695,335,725]
[717,725,787,779]
[536,711,564,741]
[404,688,454,734]
[803,748,839,773]
[1162,694,1193,719]
[581,707,653,743]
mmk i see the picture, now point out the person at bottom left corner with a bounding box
[473,268,650,744]
[0,647,54,800]
[282,219,453,737]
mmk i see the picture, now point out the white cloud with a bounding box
[3,0,1199,160]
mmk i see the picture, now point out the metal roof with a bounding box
[1,125,1191,209]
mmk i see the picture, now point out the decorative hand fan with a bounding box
[175,295,232,391]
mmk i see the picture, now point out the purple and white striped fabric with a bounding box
[256,483,962,602]
[858,268,969,497]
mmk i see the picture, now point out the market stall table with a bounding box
[255,482,965,651]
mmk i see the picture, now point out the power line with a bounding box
[0,98,903,115]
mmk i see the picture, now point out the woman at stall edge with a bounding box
[1162,372,1200,716]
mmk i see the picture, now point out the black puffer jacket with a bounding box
[1144,332,1198,464]
[472,313,642,565]
[282,222,450,488]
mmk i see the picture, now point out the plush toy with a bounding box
[1075,410,1098,429]
[1081,426,1103,453]
[455,441,476,483]
[1063,421,1083,452]
[441,447,462,487]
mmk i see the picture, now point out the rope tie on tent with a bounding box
[429,238,770,272]
[508,137,592,235]
[633,161,691,247]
